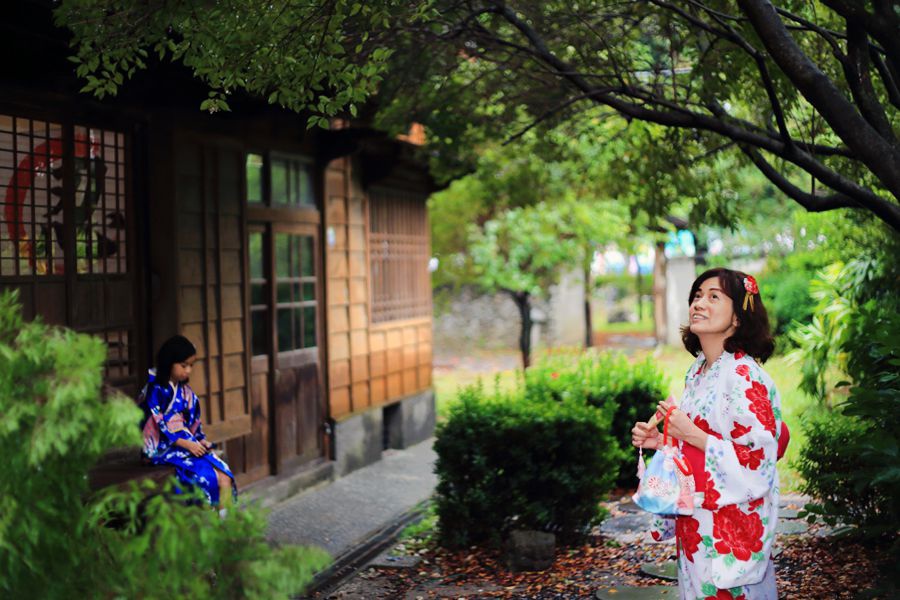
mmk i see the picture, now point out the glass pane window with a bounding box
[272,232,317,352]
[73,125,128,275]
[246,153,264,204]
[271,156,289,206]
[248,230,268,356]
[302,306,316,348]
[251,309,268,356]
[244,152,314,208]
[271,154,314,207]
[369,188,430,323]
[1,115,64,276]
[1,113,135,386]
[277,307,293,353]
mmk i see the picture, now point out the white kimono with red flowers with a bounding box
[650,351,781,600]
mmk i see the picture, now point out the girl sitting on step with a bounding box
[142,334,237,508]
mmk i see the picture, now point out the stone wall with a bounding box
[433,271,587,353]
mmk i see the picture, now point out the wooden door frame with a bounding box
[249,219,326,475]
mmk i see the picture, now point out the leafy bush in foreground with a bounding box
[0,290,329,598]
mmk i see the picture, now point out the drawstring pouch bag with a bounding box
[633,407,694,516]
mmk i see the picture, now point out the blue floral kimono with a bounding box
[142,370,237,505]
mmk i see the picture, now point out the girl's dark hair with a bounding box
[680,267,775,363]
[156,335,197,383]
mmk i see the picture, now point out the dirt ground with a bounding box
[318,494,894,600]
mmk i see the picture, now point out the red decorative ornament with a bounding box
[742,275,759,311]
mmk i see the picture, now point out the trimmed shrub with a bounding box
[0,290,329,598]
[524,351,669,486]
[434,383,619,549]
[795,411,893,530]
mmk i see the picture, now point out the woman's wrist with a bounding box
[688,427,709,451]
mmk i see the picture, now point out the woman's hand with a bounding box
[631,421,661,449]
[177,438,208,457]
[655,398,708,451]
[201,439,214,450]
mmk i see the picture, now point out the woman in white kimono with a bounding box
[632,268,784,600]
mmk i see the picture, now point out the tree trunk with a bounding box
[635,255,643,322]
[510,290,533,369]
[653,243,667,345]
[584,262,593,348]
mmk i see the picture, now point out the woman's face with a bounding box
[689,277,738,337]
[170,355,196,383]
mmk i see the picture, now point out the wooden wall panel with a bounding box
[323,154,434,423]
[175,140,251,440]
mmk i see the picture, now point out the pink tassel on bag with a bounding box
[637,447,646,479]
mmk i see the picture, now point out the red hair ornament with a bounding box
[742,275,759,312]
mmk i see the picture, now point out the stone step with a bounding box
[596,584,677,599]
[640,560,677,581]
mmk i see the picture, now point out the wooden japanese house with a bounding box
[0,3,436,493]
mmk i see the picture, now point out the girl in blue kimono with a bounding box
[141,335,237,507]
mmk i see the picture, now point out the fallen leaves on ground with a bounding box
[348,534,891,599]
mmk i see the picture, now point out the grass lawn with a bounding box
[433,360,520,420]
[593,313,655,335]
[433,344,814,492]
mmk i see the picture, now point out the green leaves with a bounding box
[469,203,580,298]
[0,290,330,597]
[434,367,621,548]
[54,0,418,117]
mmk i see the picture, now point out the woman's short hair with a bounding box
[680,267,775,363]
[156,334,197,383]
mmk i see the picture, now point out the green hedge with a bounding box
[434,384,619,548]
[0,291,329,598]
[796,411,893,530]
[524,351,669,486]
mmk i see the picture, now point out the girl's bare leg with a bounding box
[214,467,233,508]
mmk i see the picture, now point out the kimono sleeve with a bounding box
[703,364,778,508]
[156,387,194,443]
[649,515,675,542]
[185,386,207,442]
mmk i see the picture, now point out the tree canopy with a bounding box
[379,1,900,231]
[54,0,425,124]
[55,1,900,231]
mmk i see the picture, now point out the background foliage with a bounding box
[0,291,329,598]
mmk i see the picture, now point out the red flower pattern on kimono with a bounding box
[733,442,765,470]
[713,505,764,561]
[705,591,747,600]
[693,415,723,440]
[653,352,781,594]
[701,476,720,510]
[730,421,752,439]
[745,381,776,436]
[676,516,703,563]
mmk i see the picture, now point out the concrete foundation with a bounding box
[383,389,436,451]
[334,388,435,477]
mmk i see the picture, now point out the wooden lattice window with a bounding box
[369,187,430,323]
[0,112,135,387]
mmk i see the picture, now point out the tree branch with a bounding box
[739,145,900,231]
[737,0,900,200]
[870,46,900,111]
[843,17,896,144]
[652,0,794,147]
